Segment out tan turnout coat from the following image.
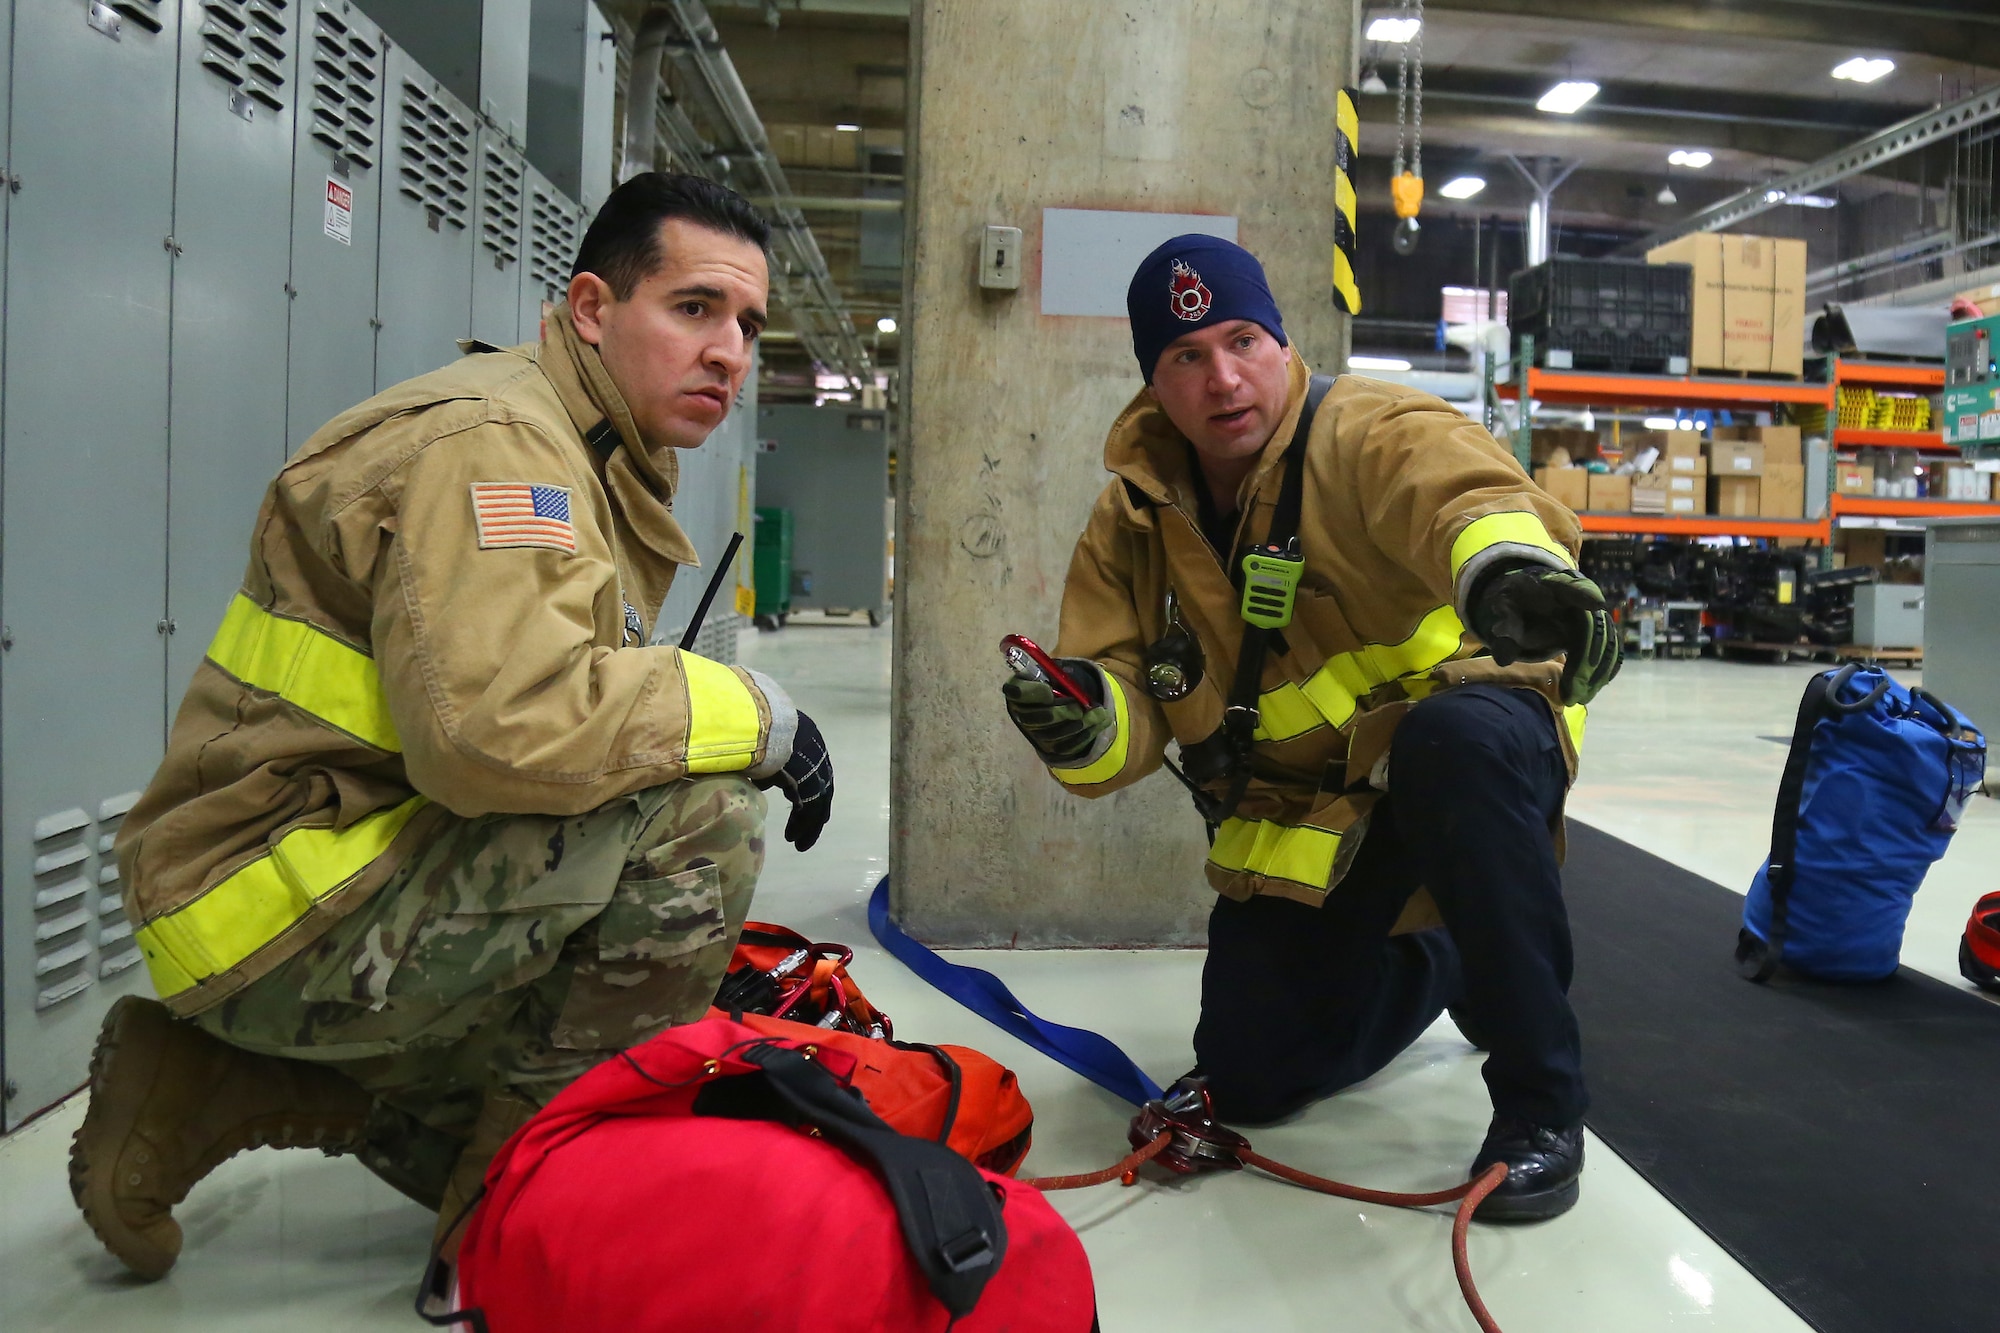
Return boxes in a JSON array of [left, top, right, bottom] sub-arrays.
[[118, 307, 791, 1015], [1049, 353, 1585, 924]]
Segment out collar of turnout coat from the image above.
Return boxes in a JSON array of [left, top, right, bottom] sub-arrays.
[[1101, 350, 1312, 525], [539, 303, 700, 568]]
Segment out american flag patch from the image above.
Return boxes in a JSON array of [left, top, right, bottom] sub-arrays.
[[469, 483, 576, 553]]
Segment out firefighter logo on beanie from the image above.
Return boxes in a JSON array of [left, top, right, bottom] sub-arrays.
[[1168, 259, 1213, 322]]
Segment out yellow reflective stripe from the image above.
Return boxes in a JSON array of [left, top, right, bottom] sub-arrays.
[[1209, 816, 1342, 889], [678, 650, 766, 773], [1336, 93, 1360, 154], [136, 796, 428, 1000], [1448, 511, 1575, 584], [1565, 703, 1587, 753], [1053, 671, 1132, 787], [1253, 605, 1467, 742], [207, 594, 400, 751]]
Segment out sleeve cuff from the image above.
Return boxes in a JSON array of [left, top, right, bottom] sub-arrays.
[[1453, 544, 1571, 625], [744, 668, 798, 780]]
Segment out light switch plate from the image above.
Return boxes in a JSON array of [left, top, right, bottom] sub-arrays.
[[979, 225, 1023, 291]]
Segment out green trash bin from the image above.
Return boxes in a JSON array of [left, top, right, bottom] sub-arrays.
[[753, 507, 793, 628]]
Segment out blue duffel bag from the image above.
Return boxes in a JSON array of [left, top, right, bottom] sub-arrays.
[[1738, 664, 1986, 983]]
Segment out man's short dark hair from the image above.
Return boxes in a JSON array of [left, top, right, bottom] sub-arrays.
[[571, 172, 771, 299]]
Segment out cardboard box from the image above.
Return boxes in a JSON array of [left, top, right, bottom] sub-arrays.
[[1953, 281, 2000, 316], [1665, 471, 1703, 496], [1835, 462, 1875, 495], [1646, 233, 1807, 376], [1534, 466, 1589, 512], [1760, 463, 1805, 517], [1664, 491, 1704, 516], [1706, 439, 1765, 476], [1530, 428, 1599, 467], [1587, 473, 1631, 513], [1759, 425, 1802, 464], [1711, 475, 1762, 518]]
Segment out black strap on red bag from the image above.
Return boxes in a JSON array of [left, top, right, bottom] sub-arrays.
[[1736, 663, 1888, 983]]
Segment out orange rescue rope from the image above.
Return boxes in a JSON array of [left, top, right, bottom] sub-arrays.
[[1026, 1135, 1510, 1333]]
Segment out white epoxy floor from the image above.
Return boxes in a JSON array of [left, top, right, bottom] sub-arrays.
[[5, 625, 1993, 1331]]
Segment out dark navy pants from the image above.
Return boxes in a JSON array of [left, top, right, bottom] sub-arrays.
[[1193, 684, 1586, 1129]]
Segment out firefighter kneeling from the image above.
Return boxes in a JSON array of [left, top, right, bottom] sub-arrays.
[[1003, 236, 1619, 1221], [70, 174, 834, 1279]]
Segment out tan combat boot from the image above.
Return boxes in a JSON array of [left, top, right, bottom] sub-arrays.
[[69, 995, 375, 1280], [431, 1091, 539, 1264]]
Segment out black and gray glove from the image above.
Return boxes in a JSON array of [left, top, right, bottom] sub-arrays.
[[1470, 564, 1622, 707], [755, 710, 833, 851], [1001, 658, 1112, 767]]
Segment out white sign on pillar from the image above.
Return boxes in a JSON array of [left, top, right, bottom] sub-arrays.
[[1039, 208, 1240, 318]]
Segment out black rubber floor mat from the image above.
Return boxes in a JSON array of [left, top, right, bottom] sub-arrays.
[[1563, 820, 1998, 1333]]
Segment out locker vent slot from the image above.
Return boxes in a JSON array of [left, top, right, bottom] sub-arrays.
[[112, 0, 168, 33], [528, 187, 581, 301], [31, 808, 94, 1009], [96, 793, 143, 977], [398, 81, 472, 230], [308, 5, 381, 169], [198, 0, 292, 113], [480, 146, 524, 267]]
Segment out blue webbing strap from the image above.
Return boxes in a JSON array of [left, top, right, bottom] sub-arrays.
[[868, 877, 1164, 1106]]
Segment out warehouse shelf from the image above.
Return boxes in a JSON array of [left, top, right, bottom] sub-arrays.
[[1831, 359, 1945, 390], [1497, 367, 1835, 407], [1830, 495, 2000, 520], [1575, 513, 1829, 540], [1833, 427, 1951, 452]]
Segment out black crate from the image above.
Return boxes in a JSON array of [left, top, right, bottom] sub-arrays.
[[1509, 257, 1693, 341], [1531, 324, 1692, 375]]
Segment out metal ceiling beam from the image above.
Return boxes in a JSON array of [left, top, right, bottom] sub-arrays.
[[1419, 0, 2000, 67], [1629, 82, 2000, 251], [613, 5, 874, 383], [1356, 96, 1863, 166]]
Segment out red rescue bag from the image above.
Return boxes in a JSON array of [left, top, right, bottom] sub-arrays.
[[729, 1010, 1035, 1176], [444, 1015, 1094, 1333]]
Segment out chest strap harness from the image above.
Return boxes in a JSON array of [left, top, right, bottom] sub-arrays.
[[1167, 374, 1336, 833]]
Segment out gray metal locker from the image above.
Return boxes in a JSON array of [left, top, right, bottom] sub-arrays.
[[285, 0, 387, 448], [1, 0, 179, 1130], [478, 0, 530, 146], [165, 0, 300, 699], [577, 0, 612, 212], [470, 124, 526, 346], [519, 167, 580, 343], [755, 405, 892, 624], [374, 48, 475, 390]]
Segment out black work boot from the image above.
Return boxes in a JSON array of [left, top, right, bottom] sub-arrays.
[[1469, 1115, 1583, 1221]]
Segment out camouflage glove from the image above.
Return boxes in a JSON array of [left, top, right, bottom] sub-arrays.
[[1470, 565, 1622, 707], [1001, 659, 1112, 768]]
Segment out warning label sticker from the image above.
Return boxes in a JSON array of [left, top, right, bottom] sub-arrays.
[[324, 178, 353, 246]]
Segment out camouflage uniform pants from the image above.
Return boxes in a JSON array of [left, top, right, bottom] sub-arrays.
[[194, 777, 765, 1207]]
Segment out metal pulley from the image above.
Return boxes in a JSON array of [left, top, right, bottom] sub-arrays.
[[1388, 0, 1424, 256]]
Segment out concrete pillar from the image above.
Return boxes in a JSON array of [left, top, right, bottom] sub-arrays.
[[892, 0, 1356, 945]]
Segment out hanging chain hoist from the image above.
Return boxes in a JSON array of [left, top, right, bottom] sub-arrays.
[[1390, 0, 1425, 255]]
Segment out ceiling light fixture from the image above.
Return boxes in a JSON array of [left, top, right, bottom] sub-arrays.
[[1365, 16, 1421, 43], [1667, 150, 1712, 169], [1643, 417, 1681, 431], [834, 122, 861, 132], [876, 316, 898, 334], [1656, 182, 1678, 205], [1831, 56, 1895, 83], [1439, 175, 1487, 200], [1359, 66, 1389, 95], [1349, 355, 1414, 372], [1786, 193, 1839, 209], [1536, 81, 1600, 114]]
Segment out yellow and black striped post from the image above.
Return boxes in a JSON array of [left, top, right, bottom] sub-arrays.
[[1332, 86, 1361, 314]]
